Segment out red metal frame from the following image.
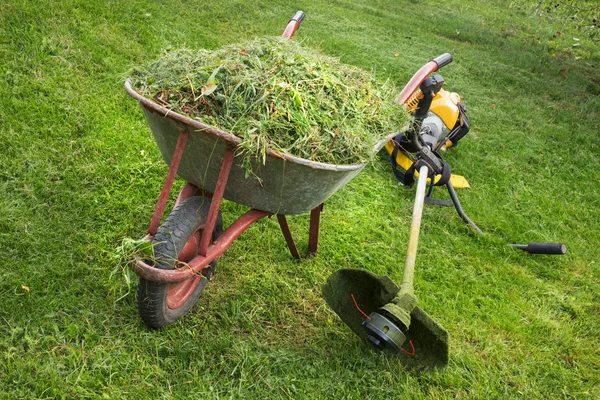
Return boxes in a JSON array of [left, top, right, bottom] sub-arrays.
[[277, 214, 301, 259], [174, 182, 201, 207], [148, 129, 189, 235], [132, 13, 336, 285], [134, 208, 271, 284], [198, 144, 234, 256], [282, 21, 299, 39], [133, 128, 320, 284], [308, 203, 323, 256]]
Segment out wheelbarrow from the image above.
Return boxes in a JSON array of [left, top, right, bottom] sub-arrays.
[[125, 12, 397, 329]]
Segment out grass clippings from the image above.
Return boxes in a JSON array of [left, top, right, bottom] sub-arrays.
[[128, 37, 409, 166]]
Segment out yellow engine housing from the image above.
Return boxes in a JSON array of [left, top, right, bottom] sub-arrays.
[[387, 87, 469, 188], [430, 89, 461, 129], [406, 88, 461, 130]]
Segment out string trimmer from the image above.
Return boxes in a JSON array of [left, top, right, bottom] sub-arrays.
[[323, 54, 566, 369], [323, 54, 463, 369]]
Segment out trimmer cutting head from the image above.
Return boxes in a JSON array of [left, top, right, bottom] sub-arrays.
[[322, 268, 449, 370], [362, 311, 407, 352]]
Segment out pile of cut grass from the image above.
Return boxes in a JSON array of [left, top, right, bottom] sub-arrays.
[[128, 37, 409, 166]]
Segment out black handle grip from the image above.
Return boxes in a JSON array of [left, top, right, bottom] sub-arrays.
[[291, 10, 305, 24], [432, 53, 453, 69], [511, 242, 567, 255], [282, 10, 305, 38]]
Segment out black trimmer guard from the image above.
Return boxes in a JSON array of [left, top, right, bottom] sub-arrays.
[[322, 268, 449, 370]]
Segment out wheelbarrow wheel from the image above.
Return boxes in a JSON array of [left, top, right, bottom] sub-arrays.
[[137, 195, 223, 329]]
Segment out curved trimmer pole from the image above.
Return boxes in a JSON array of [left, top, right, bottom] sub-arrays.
[[398, 53, 453, 104], [281, 10, 305, 38], [400, 165, 429, 297], [381, 164, 429, 328]]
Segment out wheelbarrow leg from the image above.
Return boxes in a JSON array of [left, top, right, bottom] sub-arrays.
[[308, 203, 323, 256], [148, 129, 189, 236], [198, 144, 235, 257], [276, 202, 323, 259], [276, 215, 301, 259]]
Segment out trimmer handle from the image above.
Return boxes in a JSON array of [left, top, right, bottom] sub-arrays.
[[282, 10, 305, 38], [413, 74, 445, 120], [432, 53, 453, 69], [399, 53, 453, 104], [510, 242, 567, 255]]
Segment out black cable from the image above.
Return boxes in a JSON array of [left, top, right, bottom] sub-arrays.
[[446, 181, 483, 233]]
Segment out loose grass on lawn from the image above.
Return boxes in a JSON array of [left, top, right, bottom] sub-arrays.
[[0, 0, 599, 398]]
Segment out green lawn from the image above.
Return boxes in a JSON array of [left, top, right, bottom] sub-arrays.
[[1, 0, 599, 398]]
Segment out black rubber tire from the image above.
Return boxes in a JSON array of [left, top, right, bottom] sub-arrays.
[[136, 196, 223, 329]]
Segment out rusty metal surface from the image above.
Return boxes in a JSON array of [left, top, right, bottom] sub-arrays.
[[174, 183, 201, 207], [132, 209, 271, 284], [276, 214, 301, 259], [148, 129, 189, 235], [125, 80, 397, 215], [198, 145, 234, 256], [308, 203, 323, 256]]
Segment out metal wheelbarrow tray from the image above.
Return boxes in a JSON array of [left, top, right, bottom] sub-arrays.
[[125, 81, 386, 216]]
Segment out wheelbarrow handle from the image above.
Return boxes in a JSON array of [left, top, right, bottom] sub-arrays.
[[398, 53, 453, 104], [282, 10, 305, 38]]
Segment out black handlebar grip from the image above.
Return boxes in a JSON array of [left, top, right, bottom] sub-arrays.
[[511, 242, 567, 254], [432, 53, 453, 69], [291, 10, 305, 24]]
